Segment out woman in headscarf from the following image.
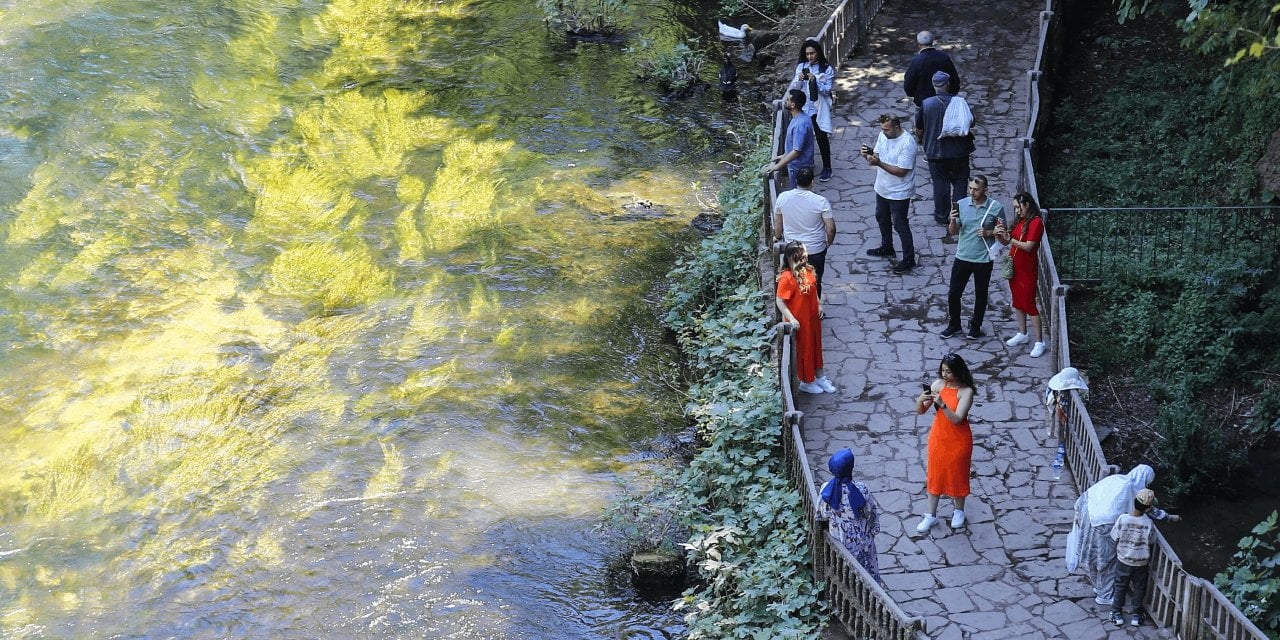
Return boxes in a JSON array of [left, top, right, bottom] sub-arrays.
[[1066, 464, 1181, 605], [817, 448, 881, 584]]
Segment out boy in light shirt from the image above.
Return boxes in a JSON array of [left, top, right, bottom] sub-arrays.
[[1109, 488, 1159, 627]]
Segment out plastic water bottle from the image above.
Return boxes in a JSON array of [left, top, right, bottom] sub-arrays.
[[1052, 443, 1065, 480]]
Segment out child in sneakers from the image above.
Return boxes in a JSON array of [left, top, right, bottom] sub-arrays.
[[775, 241, 836, 394], [1109, 488, 1159, 627]]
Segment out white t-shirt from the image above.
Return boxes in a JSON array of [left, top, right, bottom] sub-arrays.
[[775, 188, 834, 254], [873, 130, 917, 201]]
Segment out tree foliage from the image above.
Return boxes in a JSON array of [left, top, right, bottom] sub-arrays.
[[1117, 0, 1280, 97], [1216, 510, 1280, 638]]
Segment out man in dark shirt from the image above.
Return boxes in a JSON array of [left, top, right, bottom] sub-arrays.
[[914, 71, 974, 226], [903, 31, 960, 109]]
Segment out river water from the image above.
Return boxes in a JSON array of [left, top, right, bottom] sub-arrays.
[[0, 0, 741, 636]]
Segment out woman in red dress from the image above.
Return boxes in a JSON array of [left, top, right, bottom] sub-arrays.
[[997, 192, 1047, 358], [775, 241, 835, 394], [913, 353, 976, 533]]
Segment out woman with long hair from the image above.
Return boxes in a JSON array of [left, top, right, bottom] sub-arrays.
[[913, 352, 976, 533], [792, 39, 834, 182], [818, 448, 882, 583], [997, 192, 1047, 357], [775, 241, 834, 394]]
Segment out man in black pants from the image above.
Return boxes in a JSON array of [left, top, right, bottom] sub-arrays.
[[915, 71, 974, 226]]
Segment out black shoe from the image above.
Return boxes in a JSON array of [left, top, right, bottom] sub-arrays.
[[866, 246, 894, 258], [892, 260, 915, 274], [941, 326, 962, 338], [968, 326, 985, 339]]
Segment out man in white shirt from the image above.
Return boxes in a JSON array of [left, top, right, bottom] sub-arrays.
[[861, 114, 918, 274], [773, 167, 836, 297]]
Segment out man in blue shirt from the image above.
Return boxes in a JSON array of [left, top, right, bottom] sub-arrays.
[[941, 176, 1005, 339], [903, 31, 960, 109], [761, 90, 816, 189]]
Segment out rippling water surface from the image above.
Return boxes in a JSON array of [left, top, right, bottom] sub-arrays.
[[0, 0, 738, 635]]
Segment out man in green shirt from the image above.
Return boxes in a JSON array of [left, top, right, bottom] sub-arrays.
[[941, 176, 1006, 339]]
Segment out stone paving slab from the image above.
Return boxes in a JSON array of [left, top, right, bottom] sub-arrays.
[[807, 0, 1175, 637]]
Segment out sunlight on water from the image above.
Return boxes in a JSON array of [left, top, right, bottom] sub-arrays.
[[0, 0, 733, 634]]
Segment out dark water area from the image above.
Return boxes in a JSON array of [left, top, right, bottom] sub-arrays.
[[1161, 445, 1280, 579], [0, 0, 761, 636]]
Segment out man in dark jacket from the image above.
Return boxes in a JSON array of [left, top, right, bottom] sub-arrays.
[[904, 31, 959, 109]]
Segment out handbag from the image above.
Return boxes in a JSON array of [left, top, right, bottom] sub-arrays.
[[1002, 218, 1030, 280], [939, 95, 973, 138]]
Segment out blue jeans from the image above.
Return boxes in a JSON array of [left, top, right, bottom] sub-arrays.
[[927, 157, 970, 222], [874, 195, 914, 263], [946, 258, 993, 332]]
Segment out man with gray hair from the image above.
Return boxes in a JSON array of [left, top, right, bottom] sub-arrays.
[[903, 31, 960, 109]]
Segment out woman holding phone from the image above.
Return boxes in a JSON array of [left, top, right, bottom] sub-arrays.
[[996, 192, 1047, 357], [792, 39, 834, 182], [913, 353, 976, 533]]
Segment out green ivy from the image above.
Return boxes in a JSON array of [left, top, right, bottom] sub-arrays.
[[1215, 511, 1280, 638], [663, 129, 823, 637]]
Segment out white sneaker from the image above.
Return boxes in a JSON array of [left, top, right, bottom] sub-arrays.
[[815, 376, 836, 393], [951, 510, 966, 528], [798, 381, 825, 394], [1005, 332, 1029, 346], [1030, 342, 1047, 358], [915, 514, 939, 534]]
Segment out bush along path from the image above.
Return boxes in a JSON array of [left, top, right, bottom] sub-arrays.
[[662, 131, 826, 639], [789, 0, 1173, 637]]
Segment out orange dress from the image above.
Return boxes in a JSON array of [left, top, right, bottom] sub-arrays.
[[777, 268, 823, 383], [927, 386, 972, 497]]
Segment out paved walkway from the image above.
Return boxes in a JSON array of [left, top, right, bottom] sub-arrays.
[[803, 0, 1173, 637]]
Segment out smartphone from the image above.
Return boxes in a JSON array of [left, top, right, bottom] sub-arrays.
[[921, 383, 931, 392]]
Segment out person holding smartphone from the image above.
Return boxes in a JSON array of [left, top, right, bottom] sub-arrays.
[[791, 40, 835, 182], [941, 175, 1005, 339], [913, 353, 976, 533]]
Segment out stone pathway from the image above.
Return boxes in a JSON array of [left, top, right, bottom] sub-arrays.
[[803, 0, 1174, 637]]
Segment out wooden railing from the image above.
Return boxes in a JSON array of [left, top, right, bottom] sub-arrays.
[[754, 0, 1269, 636], [776, 326, 928, 639], [1017, 0, 1267, 637]]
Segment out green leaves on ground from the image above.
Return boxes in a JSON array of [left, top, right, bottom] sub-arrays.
[[1216, 510, 1280, 638]]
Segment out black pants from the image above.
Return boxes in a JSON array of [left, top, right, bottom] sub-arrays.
[[927, 156, 970, 222], [809, 248, 827, 299], [811, 115, 831, 171], [874, 195, 914, 263], [1113, 562, 1149, 615], [946, 259, 992, 332]]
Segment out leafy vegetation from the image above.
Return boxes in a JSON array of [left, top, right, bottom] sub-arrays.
[[1215, 510, 1280, 638], [1116, 0, 1280, 99], [1039, 14, 1280, 501], [607, 128, 823, 637], [630, 39, 707, 96], [537, 0, 630, 36]]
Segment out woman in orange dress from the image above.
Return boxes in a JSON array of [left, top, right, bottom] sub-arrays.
[[913, 353, 976, 533], [775, 241, 835, 394]]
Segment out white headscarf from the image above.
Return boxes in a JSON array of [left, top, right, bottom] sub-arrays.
[[1065, 464, 1155, 572], [1084, 464, 1155, 527]]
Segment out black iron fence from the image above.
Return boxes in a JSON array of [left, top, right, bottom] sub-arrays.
[[1047, 206, 1280, 284]]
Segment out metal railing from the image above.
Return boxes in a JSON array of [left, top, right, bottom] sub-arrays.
[[1018, 0, 1267, 637], [1046, 206, 1280, 284]]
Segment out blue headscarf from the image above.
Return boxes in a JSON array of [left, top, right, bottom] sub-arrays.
[[820, 448, 867, 512]]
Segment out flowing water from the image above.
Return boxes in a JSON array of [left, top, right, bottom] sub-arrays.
[[0, 0, 742, 636]]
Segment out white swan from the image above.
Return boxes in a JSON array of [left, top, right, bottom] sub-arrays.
[[717, 21, 751, 40]]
